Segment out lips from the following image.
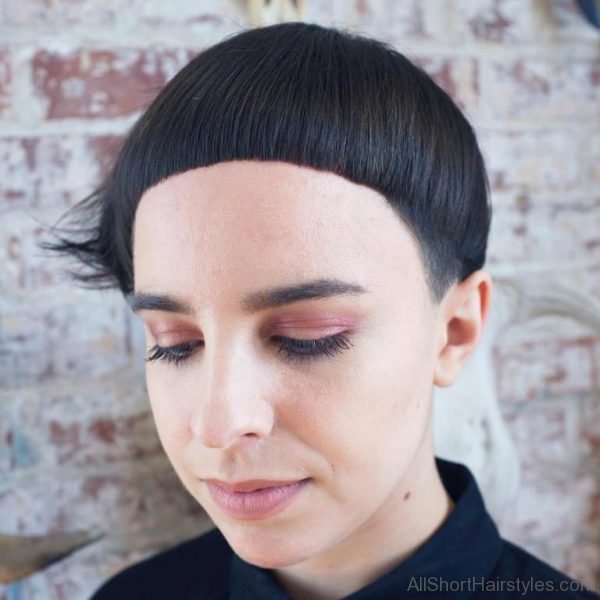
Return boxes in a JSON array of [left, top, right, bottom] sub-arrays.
[[204, 478, 312, 519], [203, 478, 304, 493]]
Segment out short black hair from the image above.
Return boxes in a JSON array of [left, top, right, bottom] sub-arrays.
[[40, 21, 492, 304]]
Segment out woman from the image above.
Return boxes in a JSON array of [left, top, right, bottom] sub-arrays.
[[43, 21, 598, 600]]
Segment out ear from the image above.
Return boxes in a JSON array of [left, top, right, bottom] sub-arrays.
[[433, 270, 493, 388]]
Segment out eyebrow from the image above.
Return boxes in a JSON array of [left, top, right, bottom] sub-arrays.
[[129, 278, 369, 316]]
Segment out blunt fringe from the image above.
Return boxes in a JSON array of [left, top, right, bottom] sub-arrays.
[[40, 21, 492, 304]]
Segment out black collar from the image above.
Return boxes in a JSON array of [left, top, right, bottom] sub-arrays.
[[228, 457, 504, 599]]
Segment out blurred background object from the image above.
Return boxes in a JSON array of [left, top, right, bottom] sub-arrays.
[[576, 0, 600, 28], [246, 0, 308, 26], [0, 531, 102, 584], [0, 0, 599, 598]]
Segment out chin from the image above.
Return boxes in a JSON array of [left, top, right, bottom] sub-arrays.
[[224, 526, 319, 568], [236, 547, 300, 569]]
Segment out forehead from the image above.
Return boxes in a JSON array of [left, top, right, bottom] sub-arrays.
[[132, 161, 426, 304]]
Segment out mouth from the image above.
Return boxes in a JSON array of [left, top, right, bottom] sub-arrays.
[[204, 478, 312, 520], [202, 478, 307, 493]]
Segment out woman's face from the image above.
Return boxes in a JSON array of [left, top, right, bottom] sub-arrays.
[[132, 160, 443, 568]]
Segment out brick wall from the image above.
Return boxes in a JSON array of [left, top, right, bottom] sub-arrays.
[[1, 1, 599, 598]]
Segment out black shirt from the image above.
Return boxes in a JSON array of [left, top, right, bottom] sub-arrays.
[[90, 457, 600, 598]]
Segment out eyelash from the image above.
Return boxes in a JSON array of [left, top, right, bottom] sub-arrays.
[[144, 334, 353, 367]]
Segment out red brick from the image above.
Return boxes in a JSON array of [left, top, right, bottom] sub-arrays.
[[552, 0, 600, 41], [498, 467, 597, 555], [2, 1, 122, 27], [589, 128, 600, 184], [7, 383, 162, 468], [483, 57, 600, 120], [582, 392, 600, 457], [0, 463, 203, 535], [0, 49, 11, 118], [494, 336, 596, 401], [413, 55, 479, 113], [129, 2, 232, 28], [6, 513, 214, 600], [31, 550, 127, 600], [0, 405, 11, 474], [2, 0, 232, 29], [0, 292, 132, 386], [501, 400, 579, 468], [352, 0, 425, 38], [32, 48, 196, 119], [456, 0, 541, 43], [0, 135, 123, 213], [458, 0, 600, 45], [487, 193, 600, 263], [1, 209, 72, 291], [565, 541, 600, 592], [478, 128, 580, 190]]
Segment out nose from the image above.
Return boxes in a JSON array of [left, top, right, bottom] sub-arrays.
[[189, 334, 276, 449]]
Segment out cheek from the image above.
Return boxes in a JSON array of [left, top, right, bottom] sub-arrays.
[[340, 332, 429, 421], [145, 369, 194, 458], [310, 330, 433, 476]]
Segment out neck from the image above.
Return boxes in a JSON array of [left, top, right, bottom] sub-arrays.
[[272, 431, 454, 600]]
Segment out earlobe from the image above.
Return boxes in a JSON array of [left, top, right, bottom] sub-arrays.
[[432, 271, 493, 388]]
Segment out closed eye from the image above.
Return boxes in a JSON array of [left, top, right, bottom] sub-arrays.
[[144, 333, 353, 367]]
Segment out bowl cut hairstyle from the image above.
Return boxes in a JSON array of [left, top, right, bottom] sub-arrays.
[[41, 21, 492, 305]]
